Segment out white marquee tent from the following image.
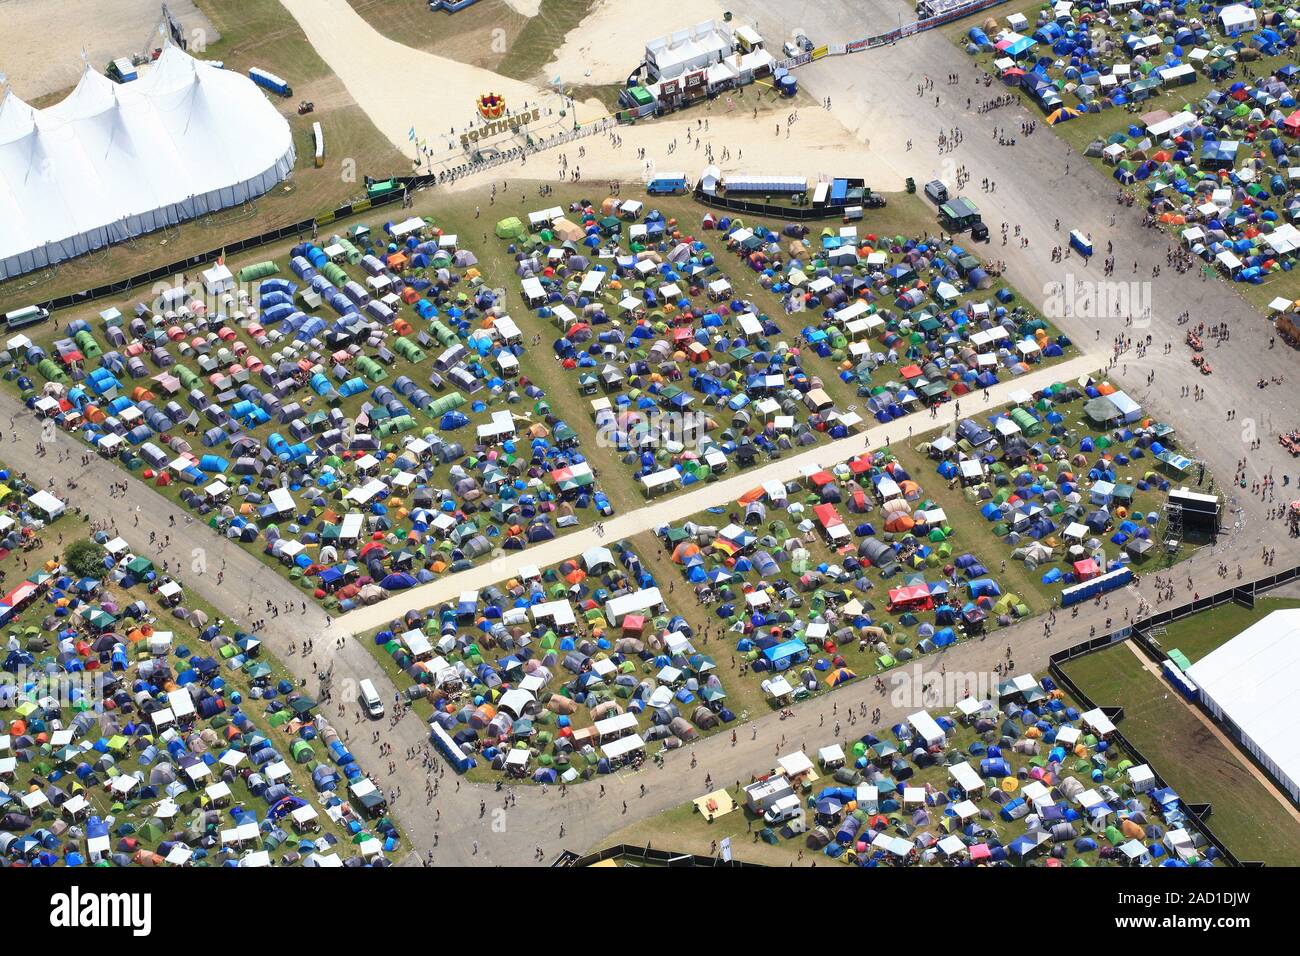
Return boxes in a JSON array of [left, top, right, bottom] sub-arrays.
[[0, 45, 296, 280], [1185, 609, 1300, 802]]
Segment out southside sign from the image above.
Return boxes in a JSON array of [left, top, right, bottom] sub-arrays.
[[460, 107, 542, 148]]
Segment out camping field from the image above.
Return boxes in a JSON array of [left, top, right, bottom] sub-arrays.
[[2, 187, 628, 611], [476, 186, 1076, 505], [4, 183, 1080, 615], [636, 462, 1037, 692], [597, 669, 1220, 867], [354, 538, 755, 785], [1064, 641, 1300, 866], [0, 504, 407, 865], [947, 0, 1300, 316], [622, 390, 1214, 723], [908, 396, 1211, 572]]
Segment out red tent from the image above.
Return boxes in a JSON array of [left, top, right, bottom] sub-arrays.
[[812, 503, 844, 530], [887, 584, 933, 611]]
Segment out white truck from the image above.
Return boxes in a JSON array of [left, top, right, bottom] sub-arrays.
[[783, 29, 813, 58], [763, 794, 804, 826]]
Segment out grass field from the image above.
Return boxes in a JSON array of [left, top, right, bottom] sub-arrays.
[[1153, 596, 1300, 664], [0, 0, 407, 314], [1065, 641, 1300, 866], [348, 0, 600, 82]]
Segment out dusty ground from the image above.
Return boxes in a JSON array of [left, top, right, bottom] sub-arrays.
[[286, 0, 587, 154], [540, 0, 728, 87], [284, 0, 907, 190], [0, 0, 218, 99]]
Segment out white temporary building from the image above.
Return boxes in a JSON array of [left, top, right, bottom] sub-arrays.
[[1218, 3, 1258, 34], [605, 587, 664, 625], [1186, 609, 1300, 801], [908, 710, 947, 748], [1146, 110, 1198, 139], [601, 733, 646, 761], [948, 760, 984, 795], [1081, 707, 1116, 737], [645, 20, 735, 81], [0, 46, 296, 280]]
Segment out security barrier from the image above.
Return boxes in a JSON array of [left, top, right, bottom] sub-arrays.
[[1045, 566, 1300, 868]]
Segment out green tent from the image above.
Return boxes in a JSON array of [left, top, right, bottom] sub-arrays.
[[495, 217, 527, 242]]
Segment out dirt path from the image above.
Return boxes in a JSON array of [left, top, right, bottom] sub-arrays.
[[280, 0, 908, 190], [281, 0, 591, 161], [541, 0, 728, 87]]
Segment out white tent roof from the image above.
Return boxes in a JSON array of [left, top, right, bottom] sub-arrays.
[[0, 46, 296, 280], [1186, 609, 1300, 800]]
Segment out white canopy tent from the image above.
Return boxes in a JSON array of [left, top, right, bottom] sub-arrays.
[[1186, 609, 1300, 801], [0, 45, 296, 280]]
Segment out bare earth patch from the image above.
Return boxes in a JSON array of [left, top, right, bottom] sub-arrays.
[[0, 0, 218, 99]]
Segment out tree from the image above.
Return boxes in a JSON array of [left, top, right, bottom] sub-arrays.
[[65, 539, 107, 579]]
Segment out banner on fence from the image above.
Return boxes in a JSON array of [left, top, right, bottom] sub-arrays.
[[834, 0, 1008, 59]]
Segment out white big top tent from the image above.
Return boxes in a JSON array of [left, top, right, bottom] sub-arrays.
[[0, 44, 296, 279]]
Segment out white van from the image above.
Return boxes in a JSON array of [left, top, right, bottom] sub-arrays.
[[763, 794, 803, 825], [358, 678, 385, 719], [4, 304, 49, 330]]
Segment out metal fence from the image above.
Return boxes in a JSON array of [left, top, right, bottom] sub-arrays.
[[775, 0, 1010, 69], [26, 185, 412, 314], [25, 114, 625, 315], [1044, 565, 1300, 868], [691, 187, 869, 221], [552, 843, 763, 867]]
